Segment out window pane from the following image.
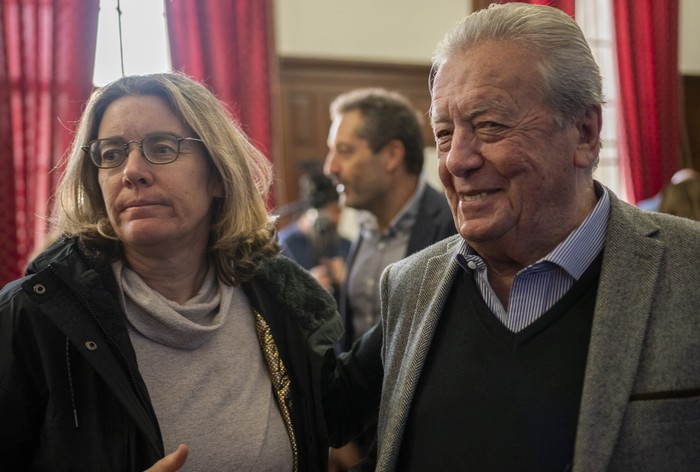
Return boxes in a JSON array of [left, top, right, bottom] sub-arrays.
[[93, 0, 171, 87], [577, 0, 629, 201]]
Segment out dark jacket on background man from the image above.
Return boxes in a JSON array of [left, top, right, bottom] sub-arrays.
[[0, 237, 342, 472]]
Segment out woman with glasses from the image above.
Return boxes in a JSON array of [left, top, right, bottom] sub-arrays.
[[0, 72, 342, 471]]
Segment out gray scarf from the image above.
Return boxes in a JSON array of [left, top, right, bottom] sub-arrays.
[[113, 260, 232, 350]]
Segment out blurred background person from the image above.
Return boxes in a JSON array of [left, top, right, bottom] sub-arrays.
[[324, 87, 456, 471], [279, 166, 351, 296], [637, 167, 699, 211], [325, 87, 456, 353], [658, 174, 700, 220], [0, 72, 342, 471]]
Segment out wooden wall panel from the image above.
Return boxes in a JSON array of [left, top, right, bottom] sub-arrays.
[[682, 75, 700, 171], [471, 0, 493, 11]]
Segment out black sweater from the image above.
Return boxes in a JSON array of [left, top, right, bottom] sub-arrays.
[[397, 255, 602, 472]]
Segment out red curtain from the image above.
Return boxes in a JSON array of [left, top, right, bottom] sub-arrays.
[[165, 0, 273, 169], [613, 0, 681, 203], [0, 0, 98, 287]]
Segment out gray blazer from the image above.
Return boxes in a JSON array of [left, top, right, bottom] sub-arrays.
[[376, 190, 700, 471]]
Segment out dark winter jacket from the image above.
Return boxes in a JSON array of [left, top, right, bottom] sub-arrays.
[[0, 237, 342, 471]]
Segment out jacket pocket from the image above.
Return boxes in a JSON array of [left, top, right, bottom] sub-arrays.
[[629, 388, 700, 401], [608, 396, 700, 471]]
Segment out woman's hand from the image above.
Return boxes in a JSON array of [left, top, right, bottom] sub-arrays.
[[145, 444, 188, 472]]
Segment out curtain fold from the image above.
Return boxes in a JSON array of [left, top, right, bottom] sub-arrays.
[[0, 0, 98, 287], [613, 0, 681, 203], [165, 0, 273, 169]]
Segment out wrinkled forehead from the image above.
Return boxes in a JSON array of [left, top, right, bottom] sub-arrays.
[[430, 42, 543, 117], [96, 95, 193, 140]]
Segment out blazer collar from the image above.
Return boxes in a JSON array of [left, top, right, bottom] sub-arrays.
[[573, 192, 664, 471]]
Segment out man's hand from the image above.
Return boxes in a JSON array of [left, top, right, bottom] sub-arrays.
[[309, 264, 334, 291], [324, 257, 347, 286], [145, 444, 188, 472], [309, 257, 347, 292]]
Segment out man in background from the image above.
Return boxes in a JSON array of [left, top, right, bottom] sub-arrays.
[[658, 173, 700, 220], [637, 167, 699, 210], [278, 169, 351, 297], [325, 87, 455, 352], [324, 87, 455, 470]]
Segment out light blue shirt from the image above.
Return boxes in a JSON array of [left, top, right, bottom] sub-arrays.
[[457, 184, 611, 332], [348, 179, 427, 341]]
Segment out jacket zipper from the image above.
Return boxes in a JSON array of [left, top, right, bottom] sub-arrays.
[[65, 337, 79, 428]]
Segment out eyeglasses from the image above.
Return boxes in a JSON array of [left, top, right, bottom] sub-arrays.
[[82, 133, 204, 169]]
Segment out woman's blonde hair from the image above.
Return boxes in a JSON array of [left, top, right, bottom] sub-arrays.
[[53, 72, 279, 284]]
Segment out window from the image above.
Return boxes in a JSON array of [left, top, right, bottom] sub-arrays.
[[93, 0, 171, 87], [577, 0, 629, 201]]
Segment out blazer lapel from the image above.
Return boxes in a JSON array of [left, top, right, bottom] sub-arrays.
[[379, 240, 461, 471], [573, 198, 664, 471], [404, 249, 460, 363]]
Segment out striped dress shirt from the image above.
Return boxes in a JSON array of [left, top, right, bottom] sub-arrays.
[[457, 187, 611, 332]]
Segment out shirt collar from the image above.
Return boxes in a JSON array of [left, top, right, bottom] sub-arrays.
[[543, 182, 610, 279], [360, 178, 427, 237], [457, 182, 610, 280]]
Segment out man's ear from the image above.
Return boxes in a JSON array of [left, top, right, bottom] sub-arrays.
[[574, 104, 602, 169], [381, 139, 406, 173]]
